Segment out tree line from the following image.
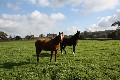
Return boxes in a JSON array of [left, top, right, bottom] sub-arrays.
[[79, 30, 120, 40], [80, 21, 120, 40], [0, 30, 120, 41], [0, 31, 35, 41], [1, 21, 120, 41]]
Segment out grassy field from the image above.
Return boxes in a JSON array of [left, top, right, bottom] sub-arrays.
[[0, 40, 120, 80]]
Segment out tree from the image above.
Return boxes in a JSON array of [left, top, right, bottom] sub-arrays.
[[111, 21, 120, 30], [14, 36, 22, 40], [8, 35, 13, 40], [25, 35, 34, 40], [108, 31, 117, 39], [0, 31, 8, 40], [111, 21, 120, 39], [39, 34, 44, 38]]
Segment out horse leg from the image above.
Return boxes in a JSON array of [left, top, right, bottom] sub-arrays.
[[63, 45, 66, 54], [73, 45, 75, 54], [36, 48, 42, 62], [50, 51, 53, 62], [55, 50, 57, 62], [60, 43, 63, 54]]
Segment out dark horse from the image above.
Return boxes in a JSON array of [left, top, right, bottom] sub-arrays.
[[35, 32, 64, 62], [60, 30, 80, 54]]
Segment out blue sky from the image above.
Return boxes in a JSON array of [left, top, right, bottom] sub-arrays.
[[0, 0, 120, 37]]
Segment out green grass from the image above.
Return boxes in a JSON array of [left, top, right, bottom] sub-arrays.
[[0, 40, 120, 80]]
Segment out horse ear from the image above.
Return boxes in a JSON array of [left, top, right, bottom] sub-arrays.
[[77, 30, 78, 32], [59, 32, 60, 34], [62, 32, 63, 34]]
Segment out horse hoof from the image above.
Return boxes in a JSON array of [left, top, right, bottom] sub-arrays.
[[73, 52, 75, 54]]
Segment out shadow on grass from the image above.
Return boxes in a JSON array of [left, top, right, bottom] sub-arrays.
[[0, 61, 33, 69], [33, 52, 50, 58]]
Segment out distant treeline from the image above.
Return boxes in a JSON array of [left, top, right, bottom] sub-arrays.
[[0, 29, 120, 41], [79, 30, 120, 40]]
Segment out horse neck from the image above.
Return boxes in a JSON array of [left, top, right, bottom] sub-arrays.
[[71, 34, 79, 41], [51, 36, 60, 45]]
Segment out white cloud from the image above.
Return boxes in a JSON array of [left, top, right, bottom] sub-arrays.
[[29, 0, 37, 4], [0, 10, 65, 37], [38, 0, 50, 6], [87, 10, 120, 31], [71, 8, 79, 12], [80, 0, 119, 14], [64, 26, 81, 35], [29, 0, 50, 6], [50, 0, 70, 7], [28, 0, 119, 14], [71, 0, 82, 7], [50, 12, 65, 20], [29, 0, 70, 7]]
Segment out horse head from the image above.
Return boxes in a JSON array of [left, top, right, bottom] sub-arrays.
[[75, 30, 80, 39], [59, 32, 64, 42]]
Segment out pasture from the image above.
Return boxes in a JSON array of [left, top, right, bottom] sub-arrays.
[[0, 40, 120, 80]]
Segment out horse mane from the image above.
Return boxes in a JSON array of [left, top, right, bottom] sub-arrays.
[[70, 32, 80, 43], [71, 33, 79, 40], [50, 35, 60, 45]]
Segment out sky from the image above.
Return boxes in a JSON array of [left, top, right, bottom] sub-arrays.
[[0, 0, 120, 37]]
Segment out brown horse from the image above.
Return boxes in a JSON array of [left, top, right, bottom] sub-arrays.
[[35, 32, 64, 62]]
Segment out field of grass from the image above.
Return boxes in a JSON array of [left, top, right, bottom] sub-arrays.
[[0, 40, 120, 80]]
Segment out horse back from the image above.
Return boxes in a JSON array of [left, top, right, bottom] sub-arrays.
[[61, 38, 76, 46], [35, 39, 60, 51]]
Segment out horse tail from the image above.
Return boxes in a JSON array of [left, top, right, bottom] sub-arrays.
[[35, 40, 41, 62], [35, 40, 41, 51], [35, 40, 39, 47]]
